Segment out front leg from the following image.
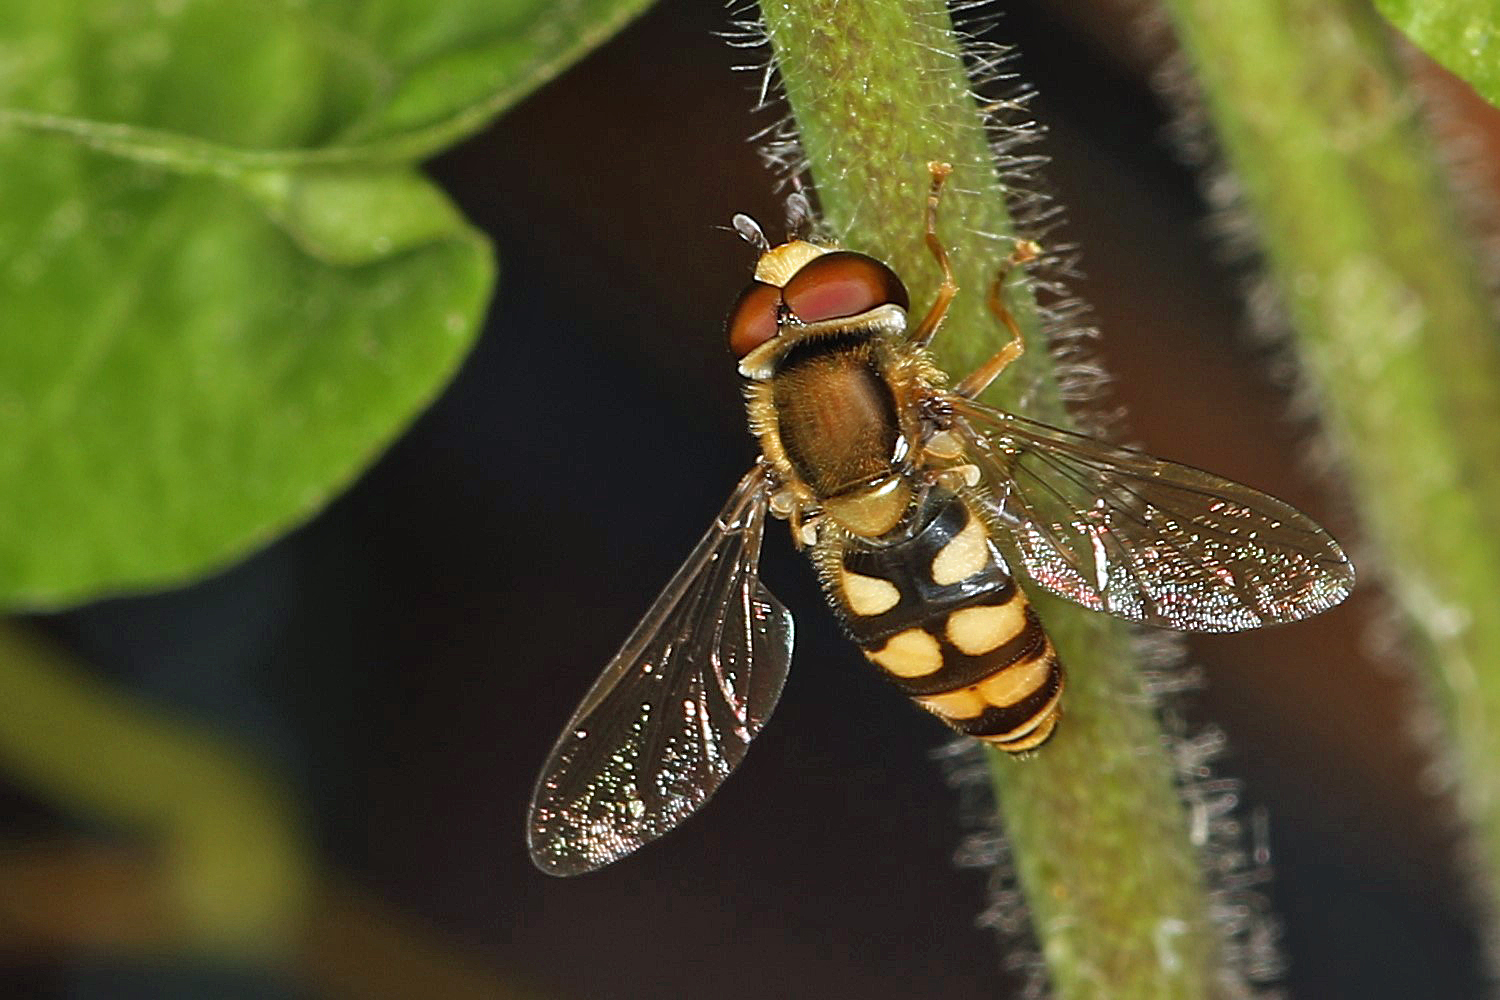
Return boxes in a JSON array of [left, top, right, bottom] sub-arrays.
[[951, 239, 1041, 400], [910, 162, 959, 348]]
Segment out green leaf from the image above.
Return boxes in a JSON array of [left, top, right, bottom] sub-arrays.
[[0, 0, 653, 607], [1374, 0, 1500, 108], [0, 136, 494, 605], [0, 0, 657, 165]]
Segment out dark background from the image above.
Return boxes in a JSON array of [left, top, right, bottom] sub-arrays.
[[7, 1, 1494, 997]]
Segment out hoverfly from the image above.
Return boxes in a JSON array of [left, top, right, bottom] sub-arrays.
[[527, 162, 1354, 876]]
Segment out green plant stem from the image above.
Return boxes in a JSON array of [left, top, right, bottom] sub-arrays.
[[0, 623, 311, 958], [1161, 0, 1500, 912], [761, 3, 1219, 996]]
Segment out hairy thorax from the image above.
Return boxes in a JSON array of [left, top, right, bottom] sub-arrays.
[[749, 329, 939, 539], [772, 333, 899, 495]]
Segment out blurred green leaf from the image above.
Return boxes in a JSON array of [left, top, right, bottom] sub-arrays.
[[1374, 1, 1500, 108], [0, 0, 651, 606]]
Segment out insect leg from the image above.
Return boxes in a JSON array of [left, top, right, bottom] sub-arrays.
[[951, 240, 1041, 400], [910, 162, 959, 348]]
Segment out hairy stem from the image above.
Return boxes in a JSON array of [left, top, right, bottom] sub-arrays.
[[1162, 0, 1500, 933], [760, 2, 1220, 997]]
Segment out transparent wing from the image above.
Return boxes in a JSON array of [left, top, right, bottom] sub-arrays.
[[527, 467, 794, 876], [946, 396, 1354, 633]]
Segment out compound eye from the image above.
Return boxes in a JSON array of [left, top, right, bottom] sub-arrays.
[[781, 251, 909, 324], [726, 280, 782, 358]]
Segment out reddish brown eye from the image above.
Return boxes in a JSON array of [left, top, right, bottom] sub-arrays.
[[726, 280, 782, 358], [781, 251, 909, 324]]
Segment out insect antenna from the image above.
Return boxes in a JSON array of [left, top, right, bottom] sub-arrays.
[[730, 213, 771, 252], [784, 187, 813, 241]]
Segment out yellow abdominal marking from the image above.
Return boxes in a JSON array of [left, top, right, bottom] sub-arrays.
[[999, 684, 1063, 741], [841, 569, 901, 616], [918, 688, 987, 720], [991, 709, 1060, 751], [946, 603, 1027, 656], [977, 649, 1053, 706], [930, 516, 990, 585], [867, 628, 944, 678]]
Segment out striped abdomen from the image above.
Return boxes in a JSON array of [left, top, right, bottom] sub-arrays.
[[827, 493, 1065, 752]]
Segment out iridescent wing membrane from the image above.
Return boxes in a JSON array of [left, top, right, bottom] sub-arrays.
[[947, 397, 1355, 632], [527, 468, 794, 876]]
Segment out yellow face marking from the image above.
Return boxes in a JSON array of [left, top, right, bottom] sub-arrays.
[[867, 628, 944, 678], [930, 515, 990, 586], [977, 649, 1054, 707], [841, 568, 901, 616], [918, 687, 987, 720], [755, 240, 829, 286], [946, 602, 1027, 656]]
